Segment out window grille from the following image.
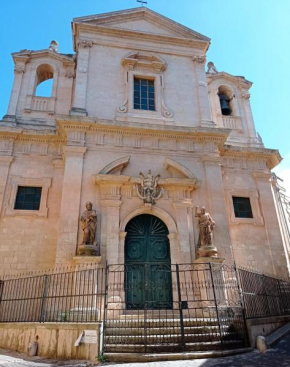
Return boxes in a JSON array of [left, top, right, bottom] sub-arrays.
[[232, 196, 253, 218], [14, 186, 42, 210], [134, 78, 155, 111]]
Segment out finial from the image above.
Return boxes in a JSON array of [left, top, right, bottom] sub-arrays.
[[49, 40, 59, 53], [207, 61, 218, 74]]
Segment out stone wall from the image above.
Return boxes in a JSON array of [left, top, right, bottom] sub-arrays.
[[0, 323, 99, 362]]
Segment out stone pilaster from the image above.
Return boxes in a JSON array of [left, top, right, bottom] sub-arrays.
[[0, 157, 14, 213], [100, 199, 122, 264], [173, 201, 194, 263], [55, 146, 87, 264], [254, 171, 288, 277], [70, 40, 93, 116], [202, 157, 233, 261], [192, 56, 213, 127], [6, 63, 27, 118], [241, 92, 257, 139]]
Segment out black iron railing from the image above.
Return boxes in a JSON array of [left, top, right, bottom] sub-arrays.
[[0, 263, 290, 353], [237, 268, 290, 319], [0, 267, 106, 323]]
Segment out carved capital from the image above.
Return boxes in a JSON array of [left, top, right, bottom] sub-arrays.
[[77, 39, 93, 49], [192, 55, 206, 65], [242, 92, 251, 99], [62, 146, 87, 157], [65, 70, 75, 79], [14, 65, 25, 74]]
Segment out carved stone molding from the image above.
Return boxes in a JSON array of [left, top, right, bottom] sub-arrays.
[[161, 97, 173, 118], [118, 99, 128, 113], [225, 188, 264, 226], [5, 176, 52, 218]]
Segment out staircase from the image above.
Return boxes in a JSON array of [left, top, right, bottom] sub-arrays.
[[104, 314, 250, 362]]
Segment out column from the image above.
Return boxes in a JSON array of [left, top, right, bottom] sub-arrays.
[[203, 157, 233, 261], [192, 56, 213, 126], [0, 157, 14, 213], [254, 172, 288, 277], [70, 40, 92, 116], [55, 146, 87, 264]]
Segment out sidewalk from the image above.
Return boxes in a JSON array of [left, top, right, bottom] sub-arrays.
[[1, 333, 290, 367]]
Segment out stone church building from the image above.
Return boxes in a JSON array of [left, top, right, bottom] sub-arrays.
[[0, 7, 288, 279]]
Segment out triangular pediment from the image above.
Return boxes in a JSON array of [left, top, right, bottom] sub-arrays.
[[73, 8, 210, 42]]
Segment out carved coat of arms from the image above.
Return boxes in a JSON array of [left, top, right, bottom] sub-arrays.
[[135, 170, 163, 204]]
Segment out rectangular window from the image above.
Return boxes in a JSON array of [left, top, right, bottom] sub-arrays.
[[232, 197, 253, 218], [134, 77, 155, 111], [14, 186, 42, 210]]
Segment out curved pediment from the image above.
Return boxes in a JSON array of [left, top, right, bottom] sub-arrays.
[[99, 156, 130, 175], [164, 158, 197, 179], [122, 51, 167, 72]]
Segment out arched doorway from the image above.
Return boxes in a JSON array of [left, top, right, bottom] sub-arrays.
[[125, 214, 172, 310]]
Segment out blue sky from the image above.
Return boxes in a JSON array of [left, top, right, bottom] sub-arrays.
[[1, 0, 289, 190]]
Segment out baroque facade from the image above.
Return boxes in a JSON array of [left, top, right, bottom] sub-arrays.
[[0, 7, 288, 279]]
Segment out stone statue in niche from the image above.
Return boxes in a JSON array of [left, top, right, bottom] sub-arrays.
[[135, 170, 163, 204], [195, 206, 218, 258], [78, 201, 99, 256]]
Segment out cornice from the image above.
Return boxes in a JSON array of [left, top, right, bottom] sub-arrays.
[[207, 72, 252, 89], [73, 23, 208, 52], [56, 117, 230, 148], [93, 173, 199, 189], [221, 145, 281, 169], [73, 7, 210, 43], [12, 50, 75, 66], [0, 124, 64, 144]]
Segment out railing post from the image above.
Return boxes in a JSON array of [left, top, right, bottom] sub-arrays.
[[277, 279, 286, 315], [262, 275, 271, 316], [144, 263, 148, 354], [234, 263, 250, 347], [209, 262, 224, 350], [0, 280, 4, 321], [176, 264, 185, 352], [40, 274, 50, 323], [100, 262, 109, 355]]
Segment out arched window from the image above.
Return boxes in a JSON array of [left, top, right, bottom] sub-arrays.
[[218, 86, 235, 116], [34, 64, 54, 97]]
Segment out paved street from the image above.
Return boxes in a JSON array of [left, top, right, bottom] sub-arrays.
[[1, 333, 290, 367]]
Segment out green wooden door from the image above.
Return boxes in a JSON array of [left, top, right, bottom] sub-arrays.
[[125, 214, 172, 309]]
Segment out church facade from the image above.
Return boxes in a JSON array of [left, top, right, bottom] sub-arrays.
[[0, 7, 288, 279]]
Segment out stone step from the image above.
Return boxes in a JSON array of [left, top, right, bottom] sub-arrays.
[[105, 347, 253, 363], [105, 339, 246, 353], [105, 318, 219, 328], [105, 331, 240, 345], [105, 325, 225, 336]]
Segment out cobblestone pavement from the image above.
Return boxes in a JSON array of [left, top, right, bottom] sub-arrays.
[[1, 334, 290, 367]]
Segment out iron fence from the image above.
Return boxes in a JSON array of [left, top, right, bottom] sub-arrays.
[[0, 267, 106, 323], [0, 262, 289, 354], [237, 268, 290, 319], [103, 262, 248, 353]]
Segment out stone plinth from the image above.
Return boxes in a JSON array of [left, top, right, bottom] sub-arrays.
[[73, 256, 102, 271], [194, 256, 225, 264]]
